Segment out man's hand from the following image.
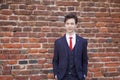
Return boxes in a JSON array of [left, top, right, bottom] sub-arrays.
[[54, 75, 57, 80]]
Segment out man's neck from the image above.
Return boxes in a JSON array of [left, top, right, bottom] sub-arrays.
[[66, 32, 75, 36]]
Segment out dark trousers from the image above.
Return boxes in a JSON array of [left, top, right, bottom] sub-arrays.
[[61, 74, 85, 80]]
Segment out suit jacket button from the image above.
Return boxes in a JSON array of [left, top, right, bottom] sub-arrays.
[[68, 72, 71, 74]]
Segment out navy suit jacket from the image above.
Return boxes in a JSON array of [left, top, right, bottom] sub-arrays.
[[53, 34, 88, 80]]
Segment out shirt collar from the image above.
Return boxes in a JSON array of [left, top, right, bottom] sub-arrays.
[[66, 32, 76, 39]]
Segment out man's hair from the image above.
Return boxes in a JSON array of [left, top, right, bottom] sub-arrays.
[[64, 13, 78, 24]]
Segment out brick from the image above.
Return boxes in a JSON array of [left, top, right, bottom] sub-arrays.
[[0, 54, 7, 60], [96, 22, 106, 27], [9, 16, 18, 20], [36, 21, 48, 26], [1, 38, 10, 43], [0, 76, 13, 80], [94, 72, 103, 77], [100, 27, 108, 33], [47, 6, 58, 11], [103, 72, 119, 77], [1, 9, 12, 15], [9, 50, 21, 54], [8, 54, 27, 59], [13, 32, 28, 37], [4, 32, 12, 37], [56, 1, 79, 6], [0, 27, 13, 32], [47, 16, 58, 21], [29, 33, 39, 38], [30, 75, 47, 80], [12, 70, 30, 75], [33, 27, 41, 32], [0, 15, 8, 20], [1, 4, 9, 9], [19, 60, 28, 64], [89, 68, 101, 72], [18, 21, 36, 26], [23, 44, 41, 48], [14, 10, 32, 15], [51, 11, 65, 16], [20, 38, 29, 43], [68, 7, 75, 11], [27, 65, 43, 69], [19, 4, 26, 9], [95, 12, 110, 17], [3, 44, 22, 48], [39, 49, 48, 53], [43, 0, 54, 5], [36, 5, 46, 10], [36, 38, 47, 43], [0, 21, 17, 26], [38, 59, 47, 64], [23, 27, 32, 32], [105, 62, 119, 67], [29, 60, 38, 64], [43, 64, 52, 68], [13, 27, 22, 32], [42, 43, 53, 48], [59, 7, 66, 11], [26, 5, 36, 10], [80, 22, 95, 27], [10, 37, 19, 43], [46, 33, 61, 37], [33, 11, 51, 15], [14, 76, 28, 80]]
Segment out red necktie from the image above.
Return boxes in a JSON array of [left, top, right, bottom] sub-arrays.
[[69, 37, 72, 50]]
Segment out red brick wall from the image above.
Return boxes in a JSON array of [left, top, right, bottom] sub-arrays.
[[0, 0, 120, 80]]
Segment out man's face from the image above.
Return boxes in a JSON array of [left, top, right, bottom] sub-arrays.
[[65, 18, 77, 34]]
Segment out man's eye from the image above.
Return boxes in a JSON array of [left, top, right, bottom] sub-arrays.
[[71, 23, 74, 25], [66, 23, 69, 25]]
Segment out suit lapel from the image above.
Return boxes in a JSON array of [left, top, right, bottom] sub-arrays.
[[75, 34, 82, 55], [62, 35, 69, 56]]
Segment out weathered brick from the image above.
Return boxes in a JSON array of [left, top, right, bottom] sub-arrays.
[[0, 76, 13, 80], [13, 32, 28, 37], [27, 65, 43, 69], [23, 44, 41, 48], [1, 9, 13, 15], [95, 12, 110, 17], [0, 15, 8, 20], [1, 38, 10, 43], [9, 16, 18, 20], [29, 60, 38, 64], [56, 1, 79, 6], [0, 21, 17, 26], [1, 4, 9, 9], [30, 75, 47, 80], [33, 11, 51, 15], [4, 44, 22, 48], [14, 76, 28, 80], [19, 60, 28, 64], [14, 10, 32, 15]]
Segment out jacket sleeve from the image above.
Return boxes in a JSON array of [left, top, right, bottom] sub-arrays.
[[52, 40, 59, 76], [82, 39, 88, 76]]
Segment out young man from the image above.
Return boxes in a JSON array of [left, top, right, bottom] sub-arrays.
[[53, 13, 88, 80]]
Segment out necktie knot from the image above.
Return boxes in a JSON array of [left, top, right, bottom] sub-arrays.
[[69, 37, 72, 39]]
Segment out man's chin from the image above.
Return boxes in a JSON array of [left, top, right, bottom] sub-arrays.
[[67, 31, 74, 34]]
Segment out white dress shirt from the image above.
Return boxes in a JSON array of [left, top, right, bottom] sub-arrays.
[[66, 32, 76, 49]]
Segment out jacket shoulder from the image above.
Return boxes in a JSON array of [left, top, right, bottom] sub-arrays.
[[77, 34, 88, 43], [55, 36, 64, 43]]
